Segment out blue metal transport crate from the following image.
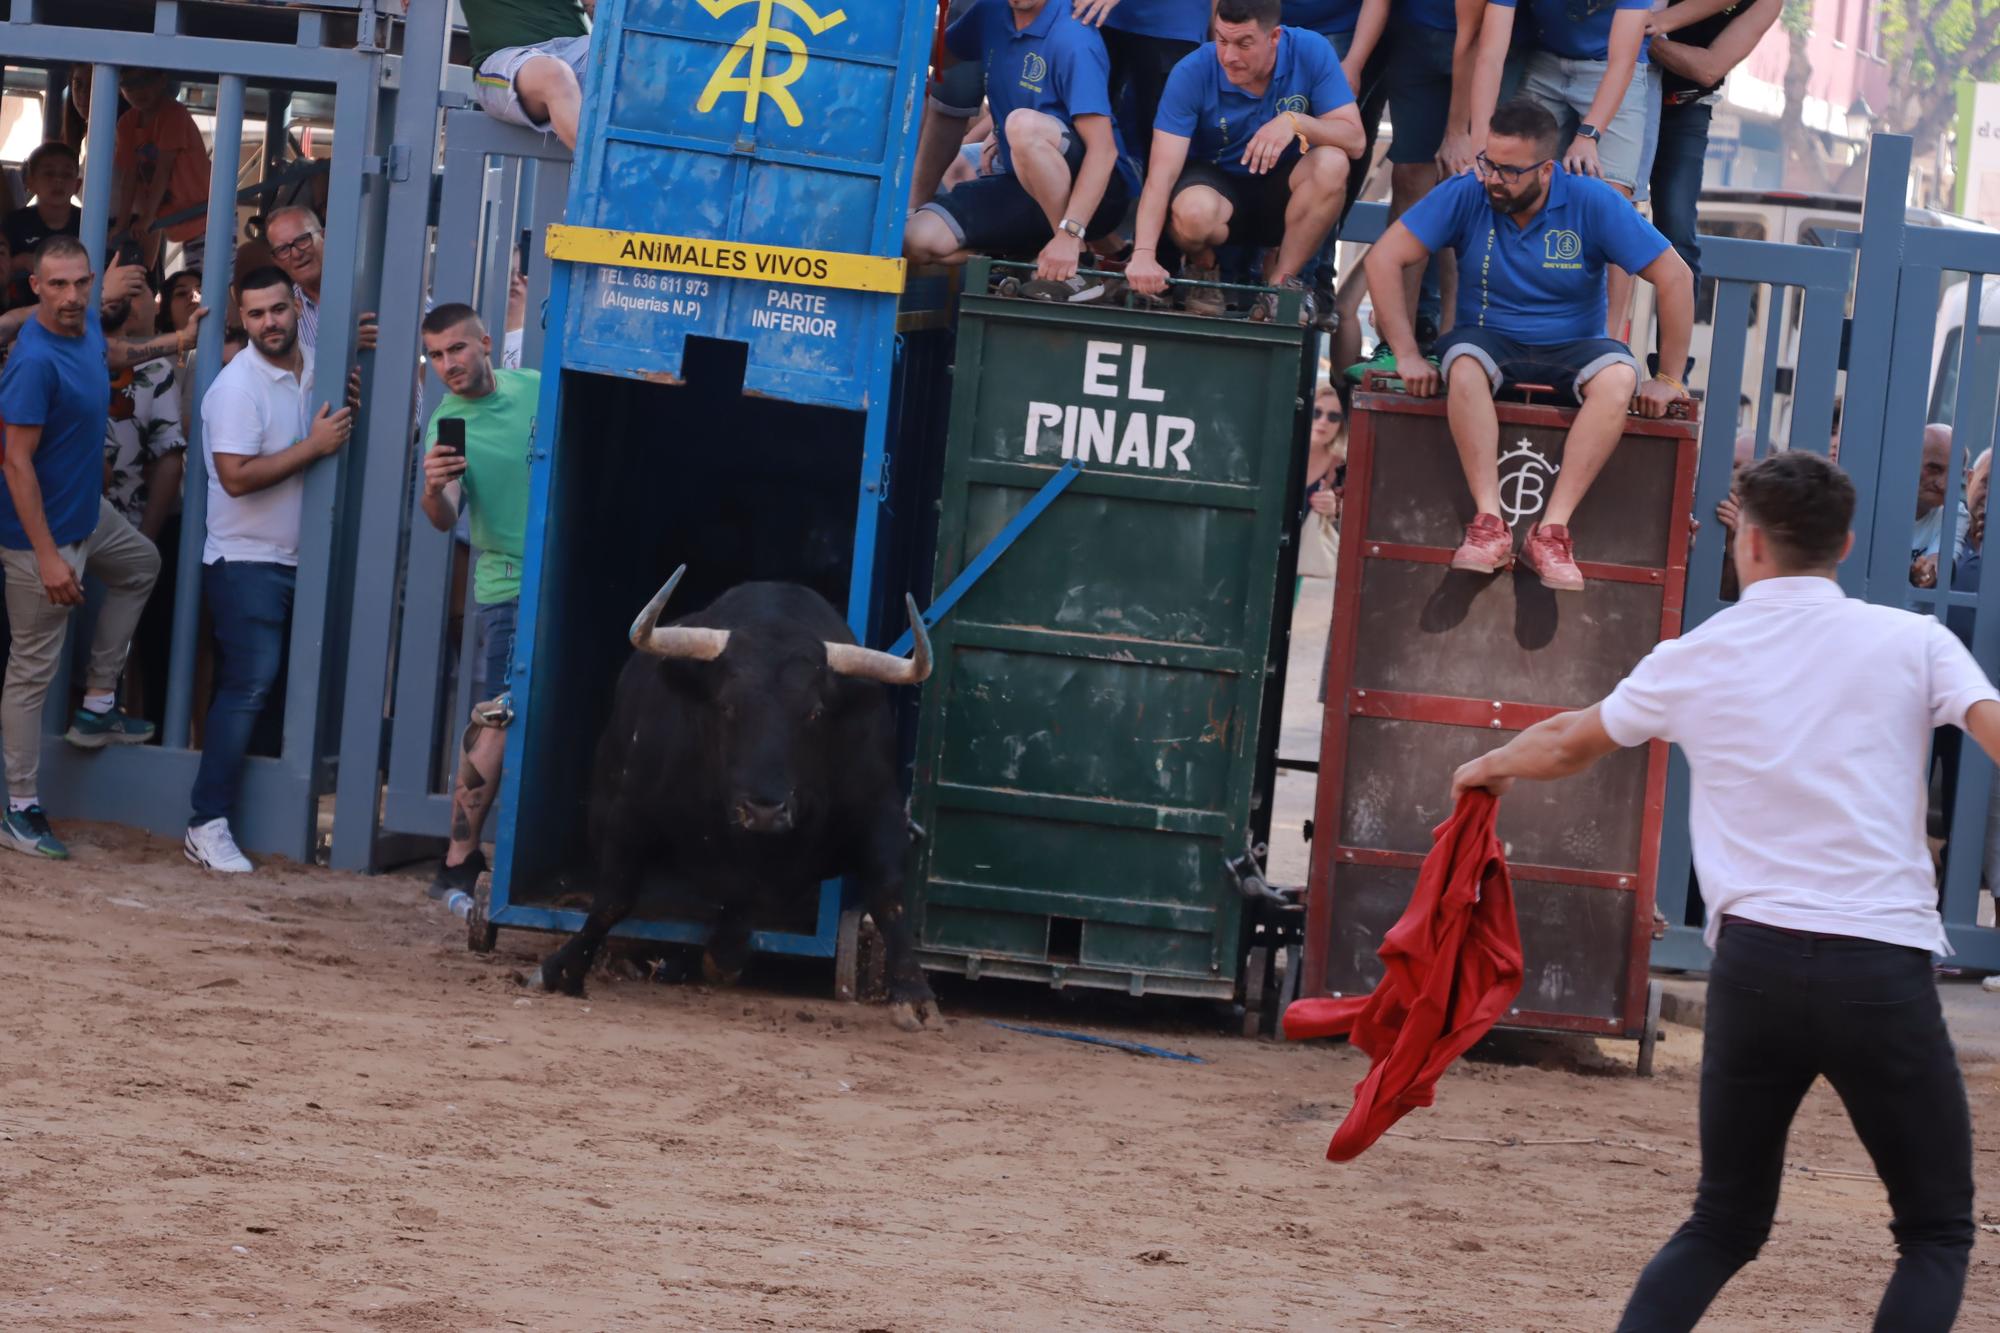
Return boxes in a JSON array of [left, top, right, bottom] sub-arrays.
[[480, 0, 945, 972]]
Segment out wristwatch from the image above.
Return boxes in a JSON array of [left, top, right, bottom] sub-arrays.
[[1057, 217, 1086, 240], [1575, 123, 1602, 143]]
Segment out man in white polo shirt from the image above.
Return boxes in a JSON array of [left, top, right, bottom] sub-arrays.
[[188, 265, 353, 873], [1451, 451, 1988, 1331]]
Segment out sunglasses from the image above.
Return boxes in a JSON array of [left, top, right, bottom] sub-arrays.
[[1313, 407, 1344, 423], [1475, 152, 1550, 183]]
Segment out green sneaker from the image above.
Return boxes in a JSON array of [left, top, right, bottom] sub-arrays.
[[1, 804, 68, 859], [65, 706, 155, 749], [1345, 345, 1440, 386]]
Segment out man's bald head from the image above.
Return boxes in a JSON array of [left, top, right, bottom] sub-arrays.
[[1918, 423, 1953, 517]]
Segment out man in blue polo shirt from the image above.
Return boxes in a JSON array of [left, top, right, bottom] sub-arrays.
[[1126, 0, 1364, 325], [1470, 0, 1654, 331], [1363, 99, 1692, 592], [1280, 0, 1388, 324], [904, 0, 1127, 299]]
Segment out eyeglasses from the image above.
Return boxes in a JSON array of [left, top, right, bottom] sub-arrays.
[[1313, 408, 1344, 423], [1475, 152, 1550, 183], [269, 233, 319, 261]]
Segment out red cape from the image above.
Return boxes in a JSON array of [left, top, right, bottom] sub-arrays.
[[1283, 790, 1523, 1161]]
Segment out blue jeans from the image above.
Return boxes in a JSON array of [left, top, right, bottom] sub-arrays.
[[190, 560, 294, 826], [1649, 97, 1713, 292], [473, 597, 518, 703]]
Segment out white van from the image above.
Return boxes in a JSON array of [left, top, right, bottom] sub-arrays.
[[1627, 189, 1999, 449]]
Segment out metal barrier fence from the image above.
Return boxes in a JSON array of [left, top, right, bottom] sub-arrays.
[[328, 110, 569, 870], [1652, 136, 2000, 972], [4, 0, 411, 860]]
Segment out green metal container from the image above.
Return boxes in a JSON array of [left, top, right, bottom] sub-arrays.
[[907, 262, 1311, 1000]]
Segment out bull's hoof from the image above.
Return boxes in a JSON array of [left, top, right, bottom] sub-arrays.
[[700, 952, 744, 988], [514, 963, 550, 991], [888, 998, 944, 1032]]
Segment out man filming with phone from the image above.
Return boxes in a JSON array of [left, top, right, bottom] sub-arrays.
[[418, 303, 536, 903]]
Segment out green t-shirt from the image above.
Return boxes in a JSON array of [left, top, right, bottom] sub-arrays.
[[427, 369, 538, 606], [460, 0, 589, 71]]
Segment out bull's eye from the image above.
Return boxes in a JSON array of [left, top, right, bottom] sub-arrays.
[[808, 704, 825, 723]]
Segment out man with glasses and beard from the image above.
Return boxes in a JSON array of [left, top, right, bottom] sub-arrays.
[[185, 266, 356, 873], [1363, 97, 1692, 592]]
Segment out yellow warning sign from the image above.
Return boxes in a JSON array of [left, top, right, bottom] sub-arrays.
[[544, 224, 906, 294]]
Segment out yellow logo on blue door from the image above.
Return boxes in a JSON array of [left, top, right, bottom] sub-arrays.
[[695, 0, 849, 128]]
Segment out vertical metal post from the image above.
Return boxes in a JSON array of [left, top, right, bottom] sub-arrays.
[[1840, 133, 1914, 599], [263, 87, 292, 199], [79, 63, 119, 303], [41, 67, 65, 141], [327, 0, 452, 870], [164, 72, 245, 749]]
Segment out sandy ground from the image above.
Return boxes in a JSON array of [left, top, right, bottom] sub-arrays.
[[3, 582, 1998, 1330]]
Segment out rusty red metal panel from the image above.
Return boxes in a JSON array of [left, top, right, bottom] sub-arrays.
[[1302, 389, 1698, 1040]]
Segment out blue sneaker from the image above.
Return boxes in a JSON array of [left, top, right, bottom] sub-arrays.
[[0, 804, 68, 859], [65, 706, 155, 749]]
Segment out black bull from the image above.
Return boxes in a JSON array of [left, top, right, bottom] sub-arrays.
[[519, 570, 943, 1031]]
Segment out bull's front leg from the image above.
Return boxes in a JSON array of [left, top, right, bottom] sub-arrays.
[[859, 799, 940, 1032], [524, 844, 642, 996]]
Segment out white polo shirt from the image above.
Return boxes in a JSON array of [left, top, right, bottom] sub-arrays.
[[199, 343, 313, 567], [1600, 575, 1999, 954]]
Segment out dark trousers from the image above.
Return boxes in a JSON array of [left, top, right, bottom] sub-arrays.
[[1103, 27, 1200, 176], [1649, 98, 1713, 293], [1616, 920, 1973, 1332], [190, 560, 294, 826]]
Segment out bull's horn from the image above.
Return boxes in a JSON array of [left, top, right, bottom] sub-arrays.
[[629, 566, 730, 662], [824, 595, 933, 686]]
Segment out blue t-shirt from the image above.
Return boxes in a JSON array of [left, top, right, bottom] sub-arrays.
[[1492, 0, 1650, 62], [1401, 167, 1670, 342], [1102, 0, 1213, 43], [947, 0, 1115, 174], [1156, 28, 1355, 176], [1404, 0, 1457, 30], [0, 315, 110, 549], [1280, 0, 1363, 38]]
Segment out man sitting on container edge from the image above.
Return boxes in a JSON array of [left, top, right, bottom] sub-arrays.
[[1125, 0, 1365, 326], [1364, 97, 1692, 592], [903, 0, 1128, 301]]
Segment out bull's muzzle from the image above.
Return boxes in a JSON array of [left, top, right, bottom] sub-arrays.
[[733, 797, 795, 835]]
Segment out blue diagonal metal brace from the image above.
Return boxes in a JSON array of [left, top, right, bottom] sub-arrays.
[[889, 458, 1084, 656]]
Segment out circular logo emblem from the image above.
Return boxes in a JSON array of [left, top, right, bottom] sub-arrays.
[[1545, 229, 1583, 262], [1023, 52, 1048, 85], [1277, 94, 1310, 115]]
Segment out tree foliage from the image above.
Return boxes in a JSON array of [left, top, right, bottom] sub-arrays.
[[1880, 0, 2000, 147]]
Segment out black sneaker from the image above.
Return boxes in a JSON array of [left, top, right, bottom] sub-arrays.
[[1017, 274, 1110, 304], [427, 848, 487, 901], [1312, 282, 1338, 332]]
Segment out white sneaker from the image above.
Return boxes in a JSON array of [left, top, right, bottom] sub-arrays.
[[185, 818, 253, 873]]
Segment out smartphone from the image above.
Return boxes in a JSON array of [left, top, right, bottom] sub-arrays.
[[438, 418, 466, 457]]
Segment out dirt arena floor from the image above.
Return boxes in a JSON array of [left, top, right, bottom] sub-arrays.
[[4, 588, 1998, 1330], [1, 826, 1995, 1331]]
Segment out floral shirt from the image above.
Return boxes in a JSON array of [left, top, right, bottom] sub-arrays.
[[104, 355, 185, 528]]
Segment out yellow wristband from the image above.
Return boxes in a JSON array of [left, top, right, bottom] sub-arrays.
[[1288, 111, 1311, 153], [1653, 372, 1685, 393]]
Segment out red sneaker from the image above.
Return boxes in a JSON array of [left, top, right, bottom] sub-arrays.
[[1521, 522, 1586, 591], [1450, 513, 1514, 573]]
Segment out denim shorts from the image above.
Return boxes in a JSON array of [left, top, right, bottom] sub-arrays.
[[1517, 54, 1657, 195], [473, 35, 590, 133], [473, 597, 518, 705], [1382, 23, 1456, 163], [1436, 326, 1641, 406]]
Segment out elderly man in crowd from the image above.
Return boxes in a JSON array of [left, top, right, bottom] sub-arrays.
[[1911, 423, 1967, 589], [262, 205, 377, 355]]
